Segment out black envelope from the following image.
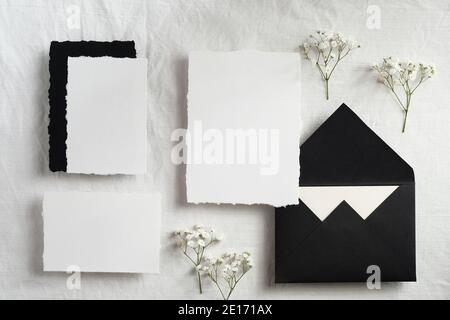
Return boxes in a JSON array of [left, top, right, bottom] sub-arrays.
[[275, 104, 416, 283]]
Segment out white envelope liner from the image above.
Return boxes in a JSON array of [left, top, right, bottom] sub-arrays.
[[299, 186, 399, 221], [43, 192, 161, 273]]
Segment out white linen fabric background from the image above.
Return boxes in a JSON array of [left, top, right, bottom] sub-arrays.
[[0, 0, 449, 299]]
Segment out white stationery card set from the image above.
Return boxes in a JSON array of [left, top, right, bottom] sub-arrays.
[[45, 41, 303, 274]]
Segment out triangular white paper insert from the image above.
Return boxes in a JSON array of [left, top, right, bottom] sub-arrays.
[[299, 186, 399, 221]]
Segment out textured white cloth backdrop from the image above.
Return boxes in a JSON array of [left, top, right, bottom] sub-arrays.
[[0, 0, 449, 299]]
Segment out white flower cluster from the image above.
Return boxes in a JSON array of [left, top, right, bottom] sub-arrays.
[[198, 252, 253, 280], [371, 57, 436, 132], [174, 225, 252, 299], [372, 57, 436, 87], [302, 31, 360, 100], [175, 224, 223, 249], [303, 30, 360, 61]]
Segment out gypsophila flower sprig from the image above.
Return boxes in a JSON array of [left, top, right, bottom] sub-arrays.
[[372, 57, 436, 132], [198, 252, 253, 300], [302, 31, 360, 100], [174, 225, 223, 294]]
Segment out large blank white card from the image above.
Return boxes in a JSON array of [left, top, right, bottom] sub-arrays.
[[66, 57, 147, 175], [43, 192, 161, 273], [186, 51, 301, 206]]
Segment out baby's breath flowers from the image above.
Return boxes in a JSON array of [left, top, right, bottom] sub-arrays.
[[302, 31, 360, 100], [174, 226, 253, 299], [197, 252, 253, 300], [372, 58, 436, 132], [174, 225, 223, 294]]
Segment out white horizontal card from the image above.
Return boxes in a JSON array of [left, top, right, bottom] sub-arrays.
[[299, 186, 399, 221], [186, 51, 301, 206], [43, 192, 161, 273], [66, 57, 147, 175]]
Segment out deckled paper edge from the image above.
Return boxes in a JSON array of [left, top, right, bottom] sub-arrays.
[[42, 191, 162, 274], [65, 57, 148, 176], [47, 40, 137, 173], [185, 51, 301, 207]]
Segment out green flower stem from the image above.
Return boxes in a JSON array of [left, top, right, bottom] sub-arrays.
[[195, 247, 204, 294], [314, 48, 348, 100], [197, 271, 203, 294], [183, 244, 204, 294], [386, 78, 412, 133], [211, 278, 226, 300], [207, 266, 248, 300], [402, 109, 409, 133], [402, 92, 412, 133]]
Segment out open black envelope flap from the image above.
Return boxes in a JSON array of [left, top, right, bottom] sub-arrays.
[[275, 104, 416, 283], [299, 104, 414, 186]]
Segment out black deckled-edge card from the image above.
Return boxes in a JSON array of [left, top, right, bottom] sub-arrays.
[[48, 41, 136, 172]]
